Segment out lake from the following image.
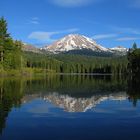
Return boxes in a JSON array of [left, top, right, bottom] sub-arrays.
[[0, 75, 140, 140]]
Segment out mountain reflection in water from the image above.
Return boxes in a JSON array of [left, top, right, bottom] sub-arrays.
[[22, 92, 127, 112], [0, 74, 140, 140]]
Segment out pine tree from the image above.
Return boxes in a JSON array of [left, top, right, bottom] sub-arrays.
[[0, 17, 10, 64], [0, 17, 23, 70], [132, 42, 137, 50], [0, 17, 10, 43]]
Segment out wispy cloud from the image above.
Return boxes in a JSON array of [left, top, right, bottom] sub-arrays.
[[112, 26, 140, 35], [116, 37, 140, 41], [28, 28, 79, 43], [64, 28, 79, 32], [80, 18, 99, 25], [28, 17, 40, 25], [92, 34, 117, 40], [130, 0, 140, 8], [32, 17, 39, 20], [50, 0, 95, 7], [28, 32, 57, 42]]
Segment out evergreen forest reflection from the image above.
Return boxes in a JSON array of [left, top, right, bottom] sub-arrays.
[[0, 74, 140, 135]]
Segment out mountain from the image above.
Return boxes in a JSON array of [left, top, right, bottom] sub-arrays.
[[43, 34, 110, 54], [22, 43, 41, 53], [110, 46, 128, 52], [110, 46, 128, 55], [41, 34, 127, 56]]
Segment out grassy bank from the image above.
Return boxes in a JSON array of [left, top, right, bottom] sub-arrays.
[[0, 68, 57, 77]]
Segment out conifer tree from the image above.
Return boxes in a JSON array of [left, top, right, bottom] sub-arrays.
[[132, 42, 137, 50]]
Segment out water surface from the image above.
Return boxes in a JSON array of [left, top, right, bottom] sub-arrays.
[[0, 75, 140, 140]]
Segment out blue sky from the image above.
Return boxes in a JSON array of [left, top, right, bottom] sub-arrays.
[[0, 0, 140, 48]]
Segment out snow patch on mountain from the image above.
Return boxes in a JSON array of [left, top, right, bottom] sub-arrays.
[[110, 46, 128, 52], [40, 34, 128, 56], [43, 34, 110, 54]]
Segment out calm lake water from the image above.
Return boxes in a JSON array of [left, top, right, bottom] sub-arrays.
[[0, 75, 140, 140]]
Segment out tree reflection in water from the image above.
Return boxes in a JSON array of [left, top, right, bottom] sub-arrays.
[[0, 74, 140, 135]]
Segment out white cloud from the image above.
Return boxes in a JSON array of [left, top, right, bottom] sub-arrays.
[[28, 17, 40, 25], [30, 21, 39, 24], [112, 26, 140, 35], [116, 37, 140, 41], [131, 0, 140, 8], [65, 28, 79, 32], [28, 28, 79, 43], [28, 31, 57, 42], [50, 0, 95, 7], [31, 17, 39, 20], [92, 34, 117, 40]]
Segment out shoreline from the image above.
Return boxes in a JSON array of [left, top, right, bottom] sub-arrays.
[[0, 68, 124, 78]]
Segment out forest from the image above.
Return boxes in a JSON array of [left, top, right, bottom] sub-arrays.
[[0, 17, 140, 76]]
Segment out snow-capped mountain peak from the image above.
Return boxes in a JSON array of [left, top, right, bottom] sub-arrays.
[[44, 34, 109, 54], [40, 34, 128, 56], [110, 46, 128, 52]]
